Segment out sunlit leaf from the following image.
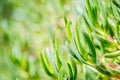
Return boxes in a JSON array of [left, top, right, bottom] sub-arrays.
[[69, 57, 77, 79], [104, 50, 120, 58], [40, 52, 55, 77], [67, 63, 73, 80], [64, 17, 72, 42], [54, 38, 62, 72], [83, 32, 96, 63]]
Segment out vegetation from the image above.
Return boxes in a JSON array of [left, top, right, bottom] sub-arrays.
[[0, 0, 120, 80]]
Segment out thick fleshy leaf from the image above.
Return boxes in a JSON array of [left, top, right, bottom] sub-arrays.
[[115, 21, 120, 43], [64, 17, 72, 42], [40, 52, 54, 77], [72, 39, 88, 64], [104, 50, 120, 58], [58, 66, 68, 80], [67, 63, 73, 80], [83, 10, 105, 36], [113, 0, 120, 8], [74, 22, 85, 55], [109, 67, 120, 74], [55, 39, 62, 72], [83, 32, 96, 63], [95, 65, 112, 76], [69, 57, 77, 79], [96, 0, 108, 31], [112, 3, 120, 21], [67, 43, 79, 60], [86, 0, 98, 26], [94, 33, 117, 47], [40, 53, 52, 76]]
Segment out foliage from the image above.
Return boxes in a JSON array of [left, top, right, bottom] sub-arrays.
[[40, 0, 120, 80], [0, 0, 120, 80]]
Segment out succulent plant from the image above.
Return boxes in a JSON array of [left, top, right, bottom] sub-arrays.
[[40, 0, 120, 79]]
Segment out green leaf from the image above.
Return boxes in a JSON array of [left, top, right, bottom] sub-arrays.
[[104, 50, 120, 58], [69, 57, 77, 79], [112, 3, 120, 21], [86, 0, 98, 27], [72, 39, 89, 65], [40, 52, 55, 77], [74, 22, 85, 55], [58, 66, 68, 80], [115, 21, 120, 43], [67, 63, 73, 80], [67, 43, 79, 60], [83, 32, 96, 63], [94, 33, 116, 47], [83, 10, 106, 36], [108, 67, 120, 74], [64, 17, 72, 42], [96, 0, 108, 31], [113, 0, 120, 8], [55, 38, 62, 72], [95, 65, 112, 76]]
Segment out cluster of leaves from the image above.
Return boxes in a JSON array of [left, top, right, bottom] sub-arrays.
[[40, 0, 120, 79], [0, 0, 77, 80]]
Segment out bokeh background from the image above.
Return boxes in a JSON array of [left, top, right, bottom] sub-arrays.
[[0, 0, 85, 80]]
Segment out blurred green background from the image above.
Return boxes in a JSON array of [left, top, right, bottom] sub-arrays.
[[0, 0, 83, 80]]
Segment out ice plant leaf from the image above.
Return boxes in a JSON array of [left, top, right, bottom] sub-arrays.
[[67, 63, 73, 80], [67, 43, 79, 60], [83, 10, 105, 36], [64, 18, 72, 42], [58, 66, 68, 80], [40, 52, 54, 77], [94, 33, 116, 47], [112, 3, 120, 21], [83, 32, 96, 63], [104, 50, 120, 58], [86, 0, 98, 27], [96, 0, 108, 31], [95, 65, 112, 76], [74, 22, 85, 55], [69, 57, 77, 79], [72, 39, 88, 64], [55, 39, 62, 72], [109, 67, 120, 74], [113, 0, 120, 8], [115, 21, 120, 43]]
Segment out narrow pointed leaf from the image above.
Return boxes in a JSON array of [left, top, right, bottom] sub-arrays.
[[58, 66, 68, 80], [104, 50, 120, 58], [67, 63, 73, 80], [72, 39, 88, 64], [115, 21, 120, 43], [64, 18, 72, 42], [96, 0, 108, 31], [55, 39, 62, 72], [83, 32, 96, 63], [69, 57, 77, 79], [74, 22, 86, 55], [86, 0, 98, 26], [109, 67, 120, 74], [113, 0, 120, 8], [112, 3, 120, 21], [67, 43, 79, 60], [40, 53, 54, 77]]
